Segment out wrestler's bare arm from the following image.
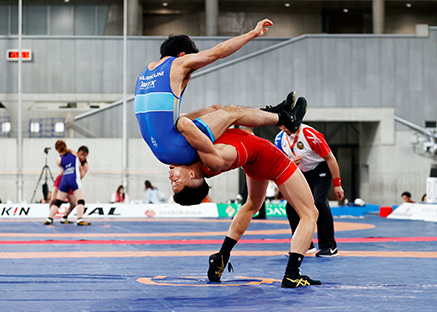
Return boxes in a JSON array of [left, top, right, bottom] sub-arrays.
[[178, 19, 272, 73], [79, 162, 89, 179]]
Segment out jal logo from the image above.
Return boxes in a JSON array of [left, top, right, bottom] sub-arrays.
[[297, 141, 304, 149], [145, 210, 156, 218]]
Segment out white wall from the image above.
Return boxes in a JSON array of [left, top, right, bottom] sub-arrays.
[[360, 130, 434, 206]]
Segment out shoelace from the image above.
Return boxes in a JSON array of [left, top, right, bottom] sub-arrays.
[[227, 261, 234, 273]]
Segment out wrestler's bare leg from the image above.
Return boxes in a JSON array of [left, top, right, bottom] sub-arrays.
[[73, 189, 85, 219], [226, 177, 268, 240], [62, 194, 76, 220], [49, 186, 58, 208], [48, 190, 68, 219], [196, 105, 279, 140]]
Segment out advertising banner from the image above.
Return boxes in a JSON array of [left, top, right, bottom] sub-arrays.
[[0, 203, 219, 219]]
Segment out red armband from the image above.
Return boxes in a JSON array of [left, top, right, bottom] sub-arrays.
[[333, 177, 341, 187]]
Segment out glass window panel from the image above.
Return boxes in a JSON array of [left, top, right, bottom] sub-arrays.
[[49, 5, 73, 35], [10, 5, 18, 35], [0, 6, 8, 35], [74, 5, 95, 35], [97, 5, 109, 35], [25, 5, 47, 35]]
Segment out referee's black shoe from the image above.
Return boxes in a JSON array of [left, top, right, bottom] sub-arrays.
[[261, 91, 296, 113], [207, 252, 233, 282], [281, 274, 322, 288]]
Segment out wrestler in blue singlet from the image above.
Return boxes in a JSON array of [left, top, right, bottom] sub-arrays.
[[134, 57, 215, 165], [58, 152, 82, 193]]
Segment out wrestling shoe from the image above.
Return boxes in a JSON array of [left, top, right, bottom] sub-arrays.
[[307, 242, 317, 254], [281, 274, 322, 288], [288, 97, 307, 133], [277, 110, 297, 133], [261, 91, 296, 113], [77, 221, 92, 226], [316, 247, 339, 258], [43, 218, 53, 225], [207, 252, 233, 282], [60, 218, 74, 224]]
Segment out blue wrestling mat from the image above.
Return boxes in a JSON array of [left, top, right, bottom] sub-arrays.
[[0, 216, 436, 311]]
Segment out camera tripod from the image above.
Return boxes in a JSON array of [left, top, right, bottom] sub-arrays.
[[30, 148, 55, 203]]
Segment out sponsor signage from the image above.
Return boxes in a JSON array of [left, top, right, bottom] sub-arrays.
[[216, 202, 287, 218], [0, 203, 218, 219], [388, 203, 437, 222]]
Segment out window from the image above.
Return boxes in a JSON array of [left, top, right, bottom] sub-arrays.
[[25, 5, 47, 35], [0, 6, 8, 35], [50, 5, 73, 35], [74, 5, 95, 35]]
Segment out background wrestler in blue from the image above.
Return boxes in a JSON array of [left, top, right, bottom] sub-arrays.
[[44, 140, 91, 226], [134, 19, 299, 172]]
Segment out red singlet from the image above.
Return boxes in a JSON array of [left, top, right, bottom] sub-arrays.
[[201, 129, 297, 185]]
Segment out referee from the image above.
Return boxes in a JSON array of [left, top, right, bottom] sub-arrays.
[[275, 99, 344, 257]]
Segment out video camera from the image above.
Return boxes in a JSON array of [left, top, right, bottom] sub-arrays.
[[44, 147, 51, 154]]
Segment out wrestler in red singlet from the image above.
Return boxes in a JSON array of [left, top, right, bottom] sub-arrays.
[[201, 128, 297, 185]]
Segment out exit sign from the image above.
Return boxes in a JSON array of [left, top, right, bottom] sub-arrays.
[[6, 49, 32, 61]]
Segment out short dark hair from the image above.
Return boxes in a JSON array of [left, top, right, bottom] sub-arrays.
[[173, 180, 209, 206], [78, 146, 89, 154], [160, 35, 199, 59], [401, 191, 412, 198]]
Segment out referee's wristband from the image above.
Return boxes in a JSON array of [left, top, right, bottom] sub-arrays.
[[333, 178, 342, 187]]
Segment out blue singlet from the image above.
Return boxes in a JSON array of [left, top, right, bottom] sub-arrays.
[[134, 57, 214, 165]]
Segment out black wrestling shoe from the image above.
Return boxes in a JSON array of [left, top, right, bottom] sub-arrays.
[[261, 91, 296, 113], [207, 252, 233, 282], [307, 242, 317, 254], [77, 221, 92, 226], [316, 247, 339, 258], [281, 274, 322, 288], [287, 97, 308, 133], [60, 218, 74, 224], [277, 110, 297, 133]]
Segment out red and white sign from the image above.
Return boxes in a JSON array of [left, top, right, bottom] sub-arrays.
[[6, 49, 32, 61]]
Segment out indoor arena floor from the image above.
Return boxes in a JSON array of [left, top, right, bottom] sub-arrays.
[[0, 216, 436, 312]]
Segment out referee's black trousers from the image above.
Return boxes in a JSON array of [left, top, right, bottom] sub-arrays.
[[285, 161, 337, 250]]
